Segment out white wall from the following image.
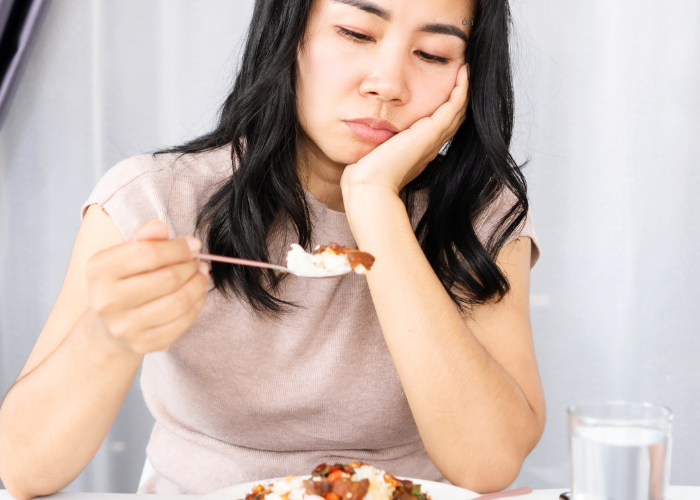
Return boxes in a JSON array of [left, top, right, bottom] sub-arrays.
[[1, 0, 698, 492]]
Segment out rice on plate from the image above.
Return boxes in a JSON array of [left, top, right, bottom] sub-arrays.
[[243, 462, 431, 500]]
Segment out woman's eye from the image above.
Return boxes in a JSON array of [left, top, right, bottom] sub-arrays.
[[417, 51, 449, 65], [337, 27, 449, 65], [337, 27, 374, 43]]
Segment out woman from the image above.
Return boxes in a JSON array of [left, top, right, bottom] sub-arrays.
[[0, 0, 545, 497]]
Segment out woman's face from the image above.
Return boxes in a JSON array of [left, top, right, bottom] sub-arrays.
[[296, 0, 474, 168]]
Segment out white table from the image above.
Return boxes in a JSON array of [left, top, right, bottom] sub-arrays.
[[2, 487, 699, 499]]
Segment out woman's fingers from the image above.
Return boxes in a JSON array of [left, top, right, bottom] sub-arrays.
[[99, 267, 208, 343], [431, 64, 469, 137], [407, 64, 468, 141], [121, 260, 205, 310], [93, 260, 206, 313], [88, 236, 201, 281], [85, 219, 211, 355], [129, 293, 208, 354], [132, 268, 209, 330]]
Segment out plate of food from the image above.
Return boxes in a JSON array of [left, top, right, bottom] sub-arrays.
[[200, 462, 480, 500]]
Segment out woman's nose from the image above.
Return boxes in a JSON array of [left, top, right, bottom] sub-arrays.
[[357, 49, 410, 104]]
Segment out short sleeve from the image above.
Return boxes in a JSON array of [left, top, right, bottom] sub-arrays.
[[474, 189, 541, 268], [80, 149, 233, 242], [80, 155, 181, 241]]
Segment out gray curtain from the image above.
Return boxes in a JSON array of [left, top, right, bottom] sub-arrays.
[[1, 0, 698, 493], [0, 0, 254, 492]]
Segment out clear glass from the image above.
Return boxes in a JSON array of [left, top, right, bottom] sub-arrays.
[[568, 401, 673, 500]]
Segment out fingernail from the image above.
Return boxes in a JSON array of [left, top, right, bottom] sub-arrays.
[[199, 262, 210, 276], [187, 238, 202, 256]]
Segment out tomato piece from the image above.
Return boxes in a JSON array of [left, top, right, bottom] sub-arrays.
[[327, 470, 346, 482]]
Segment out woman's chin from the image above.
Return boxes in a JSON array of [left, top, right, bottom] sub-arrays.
[[330, 143, 378, 166]]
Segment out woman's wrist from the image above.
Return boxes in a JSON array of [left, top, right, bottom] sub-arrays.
[[83, 309, 145, 364], [342, 183, 411, 250], [343, 182, 402, 218]]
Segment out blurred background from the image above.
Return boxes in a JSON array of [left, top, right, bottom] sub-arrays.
[[1, 0, 699, 493]]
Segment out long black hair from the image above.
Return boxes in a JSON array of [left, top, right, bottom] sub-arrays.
[[157, 0, 528, 316]]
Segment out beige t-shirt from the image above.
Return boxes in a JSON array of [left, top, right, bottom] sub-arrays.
[[81, 146, 540, 494]]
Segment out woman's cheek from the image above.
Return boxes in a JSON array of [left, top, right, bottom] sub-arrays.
[[311, 38, 366, 96], [410, 73, 457, 121]]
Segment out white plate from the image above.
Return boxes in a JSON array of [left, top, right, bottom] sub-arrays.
[[201, 476, 480, 500]]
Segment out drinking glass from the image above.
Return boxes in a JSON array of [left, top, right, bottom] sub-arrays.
[[568, 401, 673, 500]]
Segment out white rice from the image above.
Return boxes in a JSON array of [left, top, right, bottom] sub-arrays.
[[286, 244, 352, 277], [352, 264, 368, 275], [266, 476, 324, 500], [351, 465, 395, 500]]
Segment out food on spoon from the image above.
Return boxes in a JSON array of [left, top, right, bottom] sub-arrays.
[[243, 462, 431, 500], [286, 243, 375, 277], [314, 243, 376, 274]]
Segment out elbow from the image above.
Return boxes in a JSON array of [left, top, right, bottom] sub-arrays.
[[0, 444, 61, 500], [0, 465, 39, 500], [0, 469, 63, 500], [445, 416, 546, 493], [3, 484, 39, 500], [0, 404, 68, 499], [446, 453, 525, 494]]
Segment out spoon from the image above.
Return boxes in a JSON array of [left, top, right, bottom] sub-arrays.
[[471, 487, 533, 500], [197, 253, 350, 278]]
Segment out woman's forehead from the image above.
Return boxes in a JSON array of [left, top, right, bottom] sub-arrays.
[[308, 0, 475, 43], [316, 0, 475, 21]]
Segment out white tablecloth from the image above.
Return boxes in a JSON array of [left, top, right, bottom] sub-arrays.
[[2, 487, 699, 500]]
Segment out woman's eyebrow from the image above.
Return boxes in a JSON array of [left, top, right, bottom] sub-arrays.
[[331, 0, 390, 20], [330, 0, 469, 44], [421, 23, 469, 45]]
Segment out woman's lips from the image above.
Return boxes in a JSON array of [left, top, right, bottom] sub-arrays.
[[344, 121, 397, 144]]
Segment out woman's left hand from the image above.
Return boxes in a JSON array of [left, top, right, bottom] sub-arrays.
[[341, 64, 469, 198]]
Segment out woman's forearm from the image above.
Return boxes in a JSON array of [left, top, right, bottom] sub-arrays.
[[344, 186, 540, 491], [0, 310, 143, 499]]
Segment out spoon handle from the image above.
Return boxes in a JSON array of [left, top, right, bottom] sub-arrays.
[[472, 487, 533, 500], [198, 253, 289, 273]]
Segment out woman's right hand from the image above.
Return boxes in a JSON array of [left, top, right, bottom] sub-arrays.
[[85, 219, 209, 355], [0, 214, 209, 499]]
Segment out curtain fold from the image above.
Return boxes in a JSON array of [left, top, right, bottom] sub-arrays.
[[0, 0, 52, 130]]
